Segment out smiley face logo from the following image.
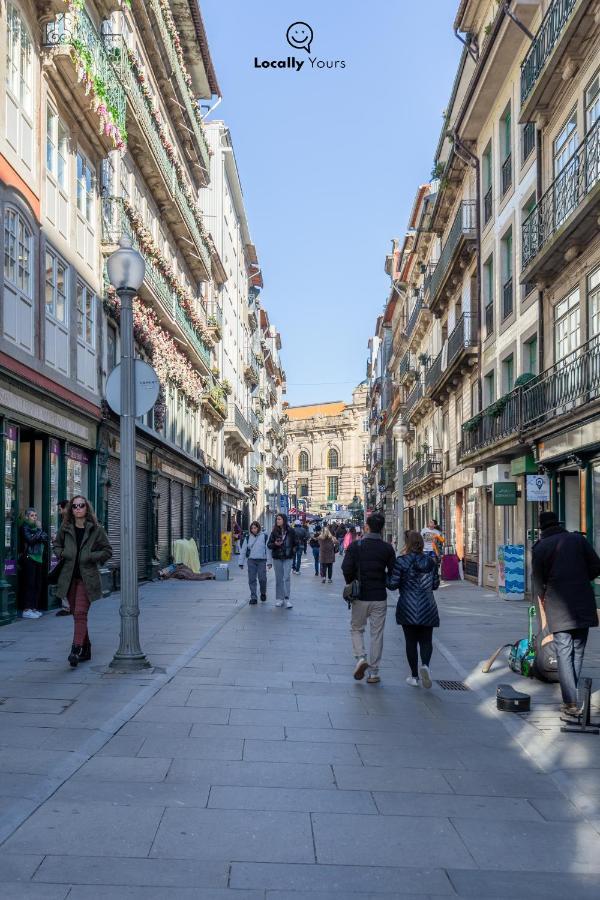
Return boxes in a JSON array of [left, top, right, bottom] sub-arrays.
[[286, 21, 313, 54]]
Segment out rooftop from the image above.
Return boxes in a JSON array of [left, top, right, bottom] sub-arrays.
[[286, 402, 347, 421]]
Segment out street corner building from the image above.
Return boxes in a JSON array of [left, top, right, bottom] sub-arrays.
[[0, 0, 287, 624], [365, 0, 600, 600], [282, 385, 369, 519]]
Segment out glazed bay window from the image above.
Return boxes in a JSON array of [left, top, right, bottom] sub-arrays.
[[76, 281, 96, 391], [500, 103, 512, 196], [46, 103, 69, 237], [588, 267, 600, 338], [5, 2, 33, 173], [76, 151, 95, 269], [44, 247, 69, 376], [327, 477, 339, 502], [501, 228, 513, 320], [554, 288, 580, 363], [3, 207, 34, 352]]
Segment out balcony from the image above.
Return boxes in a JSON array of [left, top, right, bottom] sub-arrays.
[[428, 201, 477, 313], [521, 119, 600, 282], [425, 314, 478, 403], [245, 468, 260, 492], [101, 198, 213, 372], [461, 388, 522, 460], [404, 451, 443, 498], [225, 403, 254, 453], [202, 380, 227, 422], [42, 9, 126, 154], [522, 334, 600, 431], [520, 0, 593, 123], [399, 351, 417, 384], [403, 293, 431, 345], [249, 409, 261, 440], [244, 363, 260, 387], [404, 380, 430, 424], [103, 35, 212, 281]]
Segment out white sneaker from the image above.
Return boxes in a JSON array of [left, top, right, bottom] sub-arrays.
[[275, 600, 284, 607], [33, 610, 43, 618], [22, 609, 38, 619], [419, 665, 432, 689], [353, 658, 368, 680], [285, 600, 293, 609], [406, 676, 419, 687]]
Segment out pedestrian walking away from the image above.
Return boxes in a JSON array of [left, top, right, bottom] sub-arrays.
[[336, 523, 348, 556], [267, 513, 298, 609], [342, 512, 396, 684], [421, 518, 445, 561], [343, 525, 358, 552], [19, 508, 47, 619], [309, 526, 321, 575], [52, 496, 113, 667], [318, 526, 338, 583], [292, 519, 307, 574], [532, 510, 600, 717], [54, 500, 71, 616], [388, 530, 440, 688], [239, 521, 272, 604]]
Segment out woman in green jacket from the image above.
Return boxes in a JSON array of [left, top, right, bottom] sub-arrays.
[[52, 496, 112, 667]]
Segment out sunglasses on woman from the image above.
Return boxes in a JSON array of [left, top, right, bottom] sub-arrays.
[[72, 502, 87, 510]]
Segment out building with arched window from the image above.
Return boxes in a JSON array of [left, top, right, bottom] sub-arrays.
[[283, 384, 368, 516]]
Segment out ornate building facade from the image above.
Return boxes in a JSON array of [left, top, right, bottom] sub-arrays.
[[283, 385, 368, 517]]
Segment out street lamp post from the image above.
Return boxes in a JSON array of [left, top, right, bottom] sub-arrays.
[[393, 421, 408, 548], [276, 455, 283, 516], [107, 237, 151, 672], [362, 474, 368, 524]]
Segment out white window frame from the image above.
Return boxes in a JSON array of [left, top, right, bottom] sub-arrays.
[[588, 267, 600, 340], [76, 151, 94, 223], [46, 102, 68, 191], [585, 70, 600, 132], [554, 288, 580, 363], [4, 206, 32, 299], [6, 2, 34, 164], [45, 247, 68, 325], [76, 280, 95, 348]]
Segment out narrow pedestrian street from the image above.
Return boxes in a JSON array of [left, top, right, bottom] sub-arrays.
[[0, 561, 599, 899]]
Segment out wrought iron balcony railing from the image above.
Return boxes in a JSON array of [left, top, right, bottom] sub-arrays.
[[103, 35, 212, 276], [522, 121, 536, 163], [429, 201, 477, 306], [399, 351, 417, 381], [425, 351, 443, 394], [522, 334, 600, 429], [424, 314, 478, 395], [520, 0, 577, 104], [226, 403, 253, 444], [461, 388, 522, 457], [404, 381, 423, 418], [405, 451, 443, 491], [43, 9, 126, 138], [522, 118, 600, 269], [403, 293, 426, 340]]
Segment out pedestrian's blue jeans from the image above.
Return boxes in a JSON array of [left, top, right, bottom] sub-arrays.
[[553, 627, 589, 705], [312, 547, 319, 574], [292, 547, 303, 572]]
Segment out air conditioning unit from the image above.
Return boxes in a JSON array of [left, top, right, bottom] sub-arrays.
[[486, 464, 514, 484]]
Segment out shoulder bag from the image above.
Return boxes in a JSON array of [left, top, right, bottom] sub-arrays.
[[342, 543, 362, 606]]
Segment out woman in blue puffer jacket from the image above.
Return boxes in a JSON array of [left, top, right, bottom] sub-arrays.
[[388, 530, 440, 689]]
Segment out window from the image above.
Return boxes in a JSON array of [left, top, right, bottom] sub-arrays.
[[588, 267, 600, 339], [327, 448, 339, 469], [554, 288, 580, 362], [484, 371, 495, 405], [327, 476, 339, 502], [524, 335, 538, 375], [45, 249, 67, 323], [502, 354, 514, 393], [3, 207, 34, 351], [522, 121, 535, 164], [6, 2, 33, 169], [501, 228, 513, 320], [76, 152, 94, 222], [298, 450, 309, 471], [586, 72, 600, 131], [482, 143, 492, 224], [76, 281, 95, 346], [554, 110, 577, 178], [298, 479, 309, 498], [46, 104, 68, 189], [500, 103, 512, 195], [107, 323, 117, 374], [483, 254, 494, 336], [521, 195, 537, 297]]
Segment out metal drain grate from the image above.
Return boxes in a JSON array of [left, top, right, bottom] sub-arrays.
[[436, 680, 470, 691]]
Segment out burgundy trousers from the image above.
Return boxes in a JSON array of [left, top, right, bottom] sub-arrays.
[[67, 579, 90, 645]]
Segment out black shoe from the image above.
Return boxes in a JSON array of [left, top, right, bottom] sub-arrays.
[[79, 636, 92, 662], [249, 598, 258, 605], [55, 608, 70, 617], [260, 593, 267, 602], [68, 645, 83, 668]]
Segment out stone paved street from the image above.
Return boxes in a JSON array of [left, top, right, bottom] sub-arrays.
[[1, 557, 600, 898]]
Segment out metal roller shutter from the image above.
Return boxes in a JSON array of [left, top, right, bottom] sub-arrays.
[[171, 480, 183, 544], [157, 475, 170, 567], [136, 467, 149, 578], [107, 456, 121, 566], [183, 485, 193, 540]]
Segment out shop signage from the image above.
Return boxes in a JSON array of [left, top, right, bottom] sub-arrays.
[[67, 446, 90, 464], [0, 389, 89, 442], [6, 425, 18, 441], [526, 474, 550, 502], [493, 481, 517, 506], [221, 532, 232, 561], [4, 559, 16, 576]]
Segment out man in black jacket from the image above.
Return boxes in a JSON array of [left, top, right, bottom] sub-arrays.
[[532, 511, 600, 715], [342, 513, 396, 684]]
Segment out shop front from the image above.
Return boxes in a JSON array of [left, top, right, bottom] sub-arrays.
[[198, 468, 227, 564]]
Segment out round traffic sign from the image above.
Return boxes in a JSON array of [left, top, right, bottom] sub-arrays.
[[105, 359, 160, 417]]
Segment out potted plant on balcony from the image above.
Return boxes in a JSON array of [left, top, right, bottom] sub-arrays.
[[418, 353, 430, 367], [221, 378, 232, 396], [463, 413, 482, 433]]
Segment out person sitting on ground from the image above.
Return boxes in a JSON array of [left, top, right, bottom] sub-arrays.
[[388, 530, 440, 689], [532, 510, 600, 718]]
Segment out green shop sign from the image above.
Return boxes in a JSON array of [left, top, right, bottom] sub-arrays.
[[494, 482, 517, 506]]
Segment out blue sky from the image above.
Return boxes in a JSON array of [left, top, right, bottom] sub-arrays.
[[201, 0, 461, 406]]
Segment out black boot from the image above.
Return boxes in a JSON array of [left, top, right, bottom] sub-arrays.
[[68, 645, 82, 667], [79, 635, 92, 662]]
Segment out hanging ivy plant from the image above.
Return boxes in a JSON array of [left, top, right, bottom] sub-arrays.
[[463, 413, 482, 433], [485, 396, 509, 418], [514, 372, 536, 388]]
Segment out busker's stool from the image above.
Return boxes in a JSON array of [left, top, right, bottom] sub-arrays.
[[215, 564, 230, 581], [496, 683, 531, 712]]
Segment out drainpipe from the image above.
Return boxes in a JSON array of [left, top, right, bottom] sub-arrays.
[[501, 1, 535, 41], [536, 126, 544, 375], [454, 29, 479, 61]]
